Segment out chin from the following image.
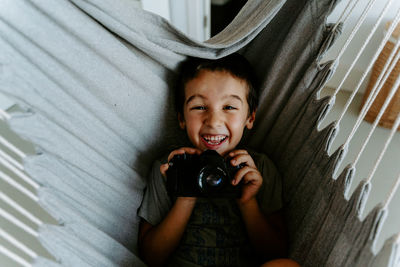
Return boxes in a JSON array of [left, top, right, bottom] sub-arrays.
[[216, 148, 230, 156]]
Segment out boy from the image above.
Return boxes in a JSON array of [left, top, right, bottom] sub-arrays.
[[138, 54, 299, 267]]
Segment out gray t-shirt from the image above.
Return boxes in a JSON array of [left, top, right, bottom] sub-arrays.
[[138, 150, 283, 266]]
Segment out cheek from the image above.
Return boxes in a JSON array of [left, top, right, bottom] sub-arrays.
[[228, 115, 248, 130], [226, 121, 245, 141], [183, 115, 201, 136]]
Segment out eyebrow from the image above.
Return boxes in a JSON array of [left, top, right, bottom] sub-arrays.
[[186, 94, 243, 105], [186, 94, 206, 105]]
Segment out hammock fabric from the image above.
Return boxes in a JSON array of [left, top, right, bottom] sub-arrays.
[[0, 0, 398, 266]]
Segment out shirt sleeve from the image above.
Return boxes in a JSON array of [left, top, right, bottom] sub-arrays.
[[251, 151, 283, 215], [138, 159, 172, 226]]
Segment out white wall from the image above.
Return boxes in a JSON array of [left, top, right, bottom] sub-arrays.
[[170, 0, 210, 42], [141, 0, 170, 20], [142, 0, 211, 42]]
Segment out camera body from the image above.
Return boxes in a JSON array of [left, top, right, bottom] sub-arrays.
[[166, 150, 244, 198]]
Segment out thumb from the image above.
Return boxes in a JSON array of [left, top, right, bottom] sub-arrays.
[[160, 163, 169, 178]]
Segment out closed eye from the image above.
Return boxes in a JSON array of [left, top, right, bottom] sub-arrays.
[[191, 106, 206, 110], [223, 105, 237, 110]]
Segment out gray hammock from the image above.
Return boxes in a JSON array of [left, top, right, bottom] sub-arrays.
[[0, 0, 398, 266]]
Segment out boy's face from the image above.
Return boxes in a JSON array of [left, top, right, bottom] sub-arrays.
[[179, 70, 255, 156]]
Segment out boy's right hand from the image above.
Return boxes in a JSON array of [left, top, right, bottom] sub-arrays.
[[160, 147, 202, 203], [160, 147, 203, 178]]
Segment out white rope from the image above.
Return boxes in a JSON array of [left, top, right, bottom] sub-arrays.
[[383, 172, 400, 210], [0, 170, 39, 202], [338, 0, 358, 27], [386, 232, 400, 267], [0, 108, 11, 120], [379, 111, 400, 210], [0, 135, 27, 159], [0, 209, 39, 242], [351, 47, 400, 166], [365, 96, 400, 185], [331, 0, 395, 100], [338, 9, 400, 130], [0, 207, 38, 237], [0, 156, 39, 190], [341, 22, 400, 152], [0, 192, 43, 226], [0, 228, 37, 259], [0, 245, 31, 267], [332, 0, 358, 31], [0, 148, 24, 170], [396, 232, 400, 245], [332, 0, 379, 73]]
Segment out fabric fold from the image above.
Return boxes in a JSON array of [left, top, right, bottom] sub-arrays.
[[1, 0, 398, 266], [36, 223, 145, 267]]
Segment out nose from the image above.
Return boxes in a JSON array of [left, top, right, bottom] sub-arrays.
[[205, 110, 222, 128]]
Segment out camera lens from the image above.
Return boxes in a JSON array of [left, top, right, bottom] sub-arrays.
[[198, 166, 227, 194], [205, 174, 223, 186]]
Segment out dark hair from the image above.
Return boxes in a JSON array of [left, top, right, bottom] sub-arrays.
[[175, 53, 259, 116]]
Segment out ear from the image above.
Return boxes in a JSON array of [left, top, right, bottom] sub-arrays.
[[245, 110, 256, 130], [178, 113, 186, 129]]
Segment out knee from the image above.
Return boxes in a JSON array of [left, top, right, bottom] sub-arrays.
[[260, 258, 301, 267]]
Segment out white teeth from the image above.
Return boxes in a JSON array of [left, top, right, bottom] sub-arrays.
[[202, 135, 227, 144]]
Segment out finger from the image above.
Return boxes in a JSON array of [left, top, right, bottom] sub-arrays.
[[160, 163, 169, 178], [229, 149, 249, 158], [232, 166, 252, 185], [241, 172, 262, 186], [230, 154, 256, 168], [232, 167, 261, 185], [167, 149, 184, 162], [167, 147, 202, 162]]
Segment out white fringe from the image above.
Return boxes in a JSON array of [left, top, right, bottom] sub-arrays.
[[0, 245, 31, 267], [0, 228, 37, 259], [0, 207, 39, 237]]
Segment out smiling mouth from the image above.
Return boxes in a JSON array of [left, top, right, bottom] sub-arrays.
[[202, 135, 228, 145]]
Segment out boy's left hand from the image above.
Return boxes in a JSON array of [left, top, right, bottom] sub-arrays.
[[229, 150, 262, 204]]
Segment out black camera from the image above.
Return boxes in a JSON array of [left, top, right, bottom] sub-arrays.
[[166, 150, 245, 198]]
